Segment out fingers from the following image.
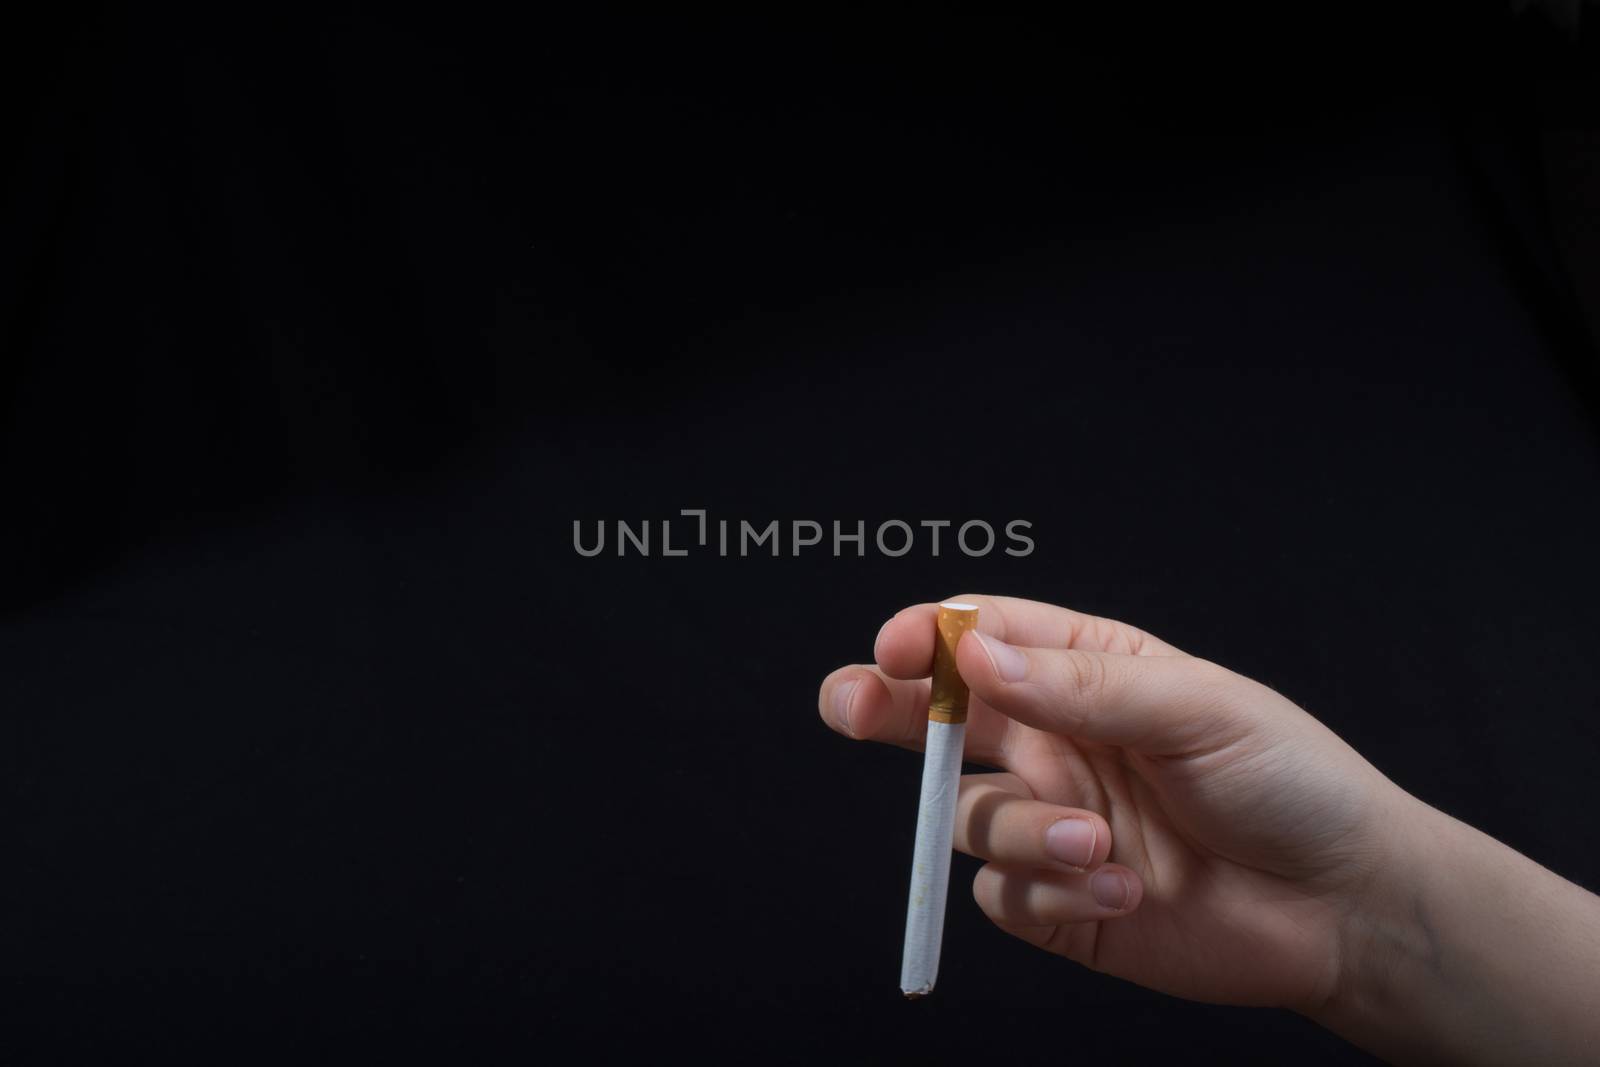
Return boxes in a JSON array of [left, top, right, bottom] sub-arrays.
[[955, 770, 1140, 930], [817, 664, 1011, 765], [973, 861, 1143, 926], [822, 594, 1186, 757], [875, 594, 1183, 681], [953, 773, 1112, 872], [958, 631, 1256, 755]]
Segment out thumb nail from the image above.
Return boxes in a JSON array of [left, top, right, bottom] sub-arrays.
[[832, 679, 858, 736]]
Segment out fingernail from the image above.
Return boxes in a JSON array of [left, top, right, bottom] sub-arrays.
[[974, 631, 1028, 682], [1091, 870, 1129, 910], [1044, 819, 1097, 869], [832, 679, 858, 736]]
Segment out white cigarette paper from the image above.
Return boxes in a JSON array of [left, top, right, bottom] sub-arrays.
[[900, 602, 979, 997], [900, 718, 967, 996]]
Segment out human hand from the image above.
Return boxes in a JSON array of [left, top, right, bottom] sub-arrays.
[[819, 594, 1410, 1013]]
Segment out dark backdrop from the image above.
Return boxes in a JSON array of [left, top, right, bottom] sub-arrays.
[[3, 6, 1598, 1063]]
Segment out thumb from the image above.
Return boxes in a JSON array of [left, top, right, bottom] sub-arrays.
[[958, 631, 1258, 755]]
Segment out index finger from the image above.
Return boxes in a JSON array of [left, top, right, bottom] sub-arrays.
[[874, 594, 1184, 680]]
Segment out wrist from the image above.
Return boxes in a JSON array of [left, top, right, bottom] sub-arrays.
[[1302, 788, 1450, 1041], [1303, 785, 1600, 1064]]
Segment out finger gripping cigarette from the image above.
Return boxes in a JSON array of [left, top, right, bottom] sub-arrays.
[[900, 602, 979, 998]]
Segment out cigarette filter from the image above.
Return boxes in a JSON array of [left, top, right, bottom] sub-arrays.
[[900, 601, 979, 997]]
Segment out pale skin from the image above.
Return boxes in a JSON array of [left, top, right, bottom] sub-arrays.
[[818, 594, 1600, 1064]]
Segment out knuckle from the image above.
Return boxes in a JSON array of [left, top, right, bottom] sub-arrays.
[[1119, 622, 1161, 655], [1061, 650, 1109, 705]]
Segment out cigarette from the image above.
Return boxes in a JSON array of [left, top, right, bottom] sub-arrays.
[[900, 601, 980, 998]]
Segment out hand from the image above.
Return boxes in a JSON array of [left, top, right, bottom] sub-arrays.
[[820, 594, 1600, 1063], [819, 594, 1408, 1012]]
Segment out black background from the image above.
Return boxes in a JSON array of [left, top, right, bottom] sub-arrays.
[[4, 5, 1599, 1063]]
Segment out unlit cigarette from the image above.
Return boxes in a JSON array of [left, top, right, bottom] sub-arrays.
[[900, 601, 979, 998]]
